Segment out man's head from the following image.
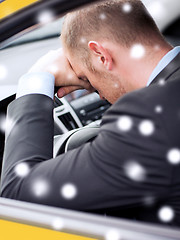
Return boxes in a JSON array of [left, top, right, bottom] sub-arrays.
[[61, 0, 172, 103]]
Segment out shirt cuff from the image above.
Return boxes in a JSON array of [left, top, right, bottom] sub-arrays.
[[16, 72, 55, 100]]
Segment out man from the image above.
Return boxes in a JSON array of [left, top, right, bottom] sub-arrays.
[[1, 0, 180, 226]]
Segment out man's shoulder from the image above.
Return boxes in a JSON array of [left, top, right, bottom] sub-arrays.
[[112, 77, 180, 113], [101, 77, 180, 132]]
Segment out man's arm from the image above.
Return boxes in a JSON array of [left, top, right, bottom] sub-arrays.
[[0, 88, 171, 211], [27, 49, 95, 98]]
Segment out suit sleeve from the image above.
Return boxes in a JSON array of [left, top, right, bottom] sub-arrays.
[[0, 93, 172, 211]]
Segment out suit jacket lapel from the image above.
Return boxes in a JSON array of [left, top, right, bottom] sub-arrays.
[[150, 53, 180, 85]]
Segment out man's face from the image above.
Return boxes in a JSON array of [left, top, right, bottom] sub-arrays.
[[64, 48, 126, 104]]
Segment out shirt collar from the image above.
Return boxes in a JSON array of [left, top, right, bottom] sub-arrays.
[[147, 46, 180, 86]]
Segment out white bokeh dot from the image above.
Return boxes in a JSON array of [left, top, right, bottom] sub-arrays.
[[80, 37, 87, 44], [158, 206, 174, 223], [67, 73, 74, 80], [14, 163, 30, 178], [32, 179, 49, 197], [155, 105, 163, 114], [147, 2, 167, 24], [0, 64, 8, 81], [139, 120, 155, 136], [48, 65, 59, 75], [124, 161, 146, 182], [114, 83, 119, 88], [143, 196, 155, 207], [99, 13, 107, 20], [117, 116, 133, 132], [167, 148, 180, 165], [0, 116, 16, 136], [105, 229, 122, 240], [5, 117, 15, 135], [51, 218, 64, 230], [130, 44, 145, 59], [37, 11, 54, 24], [122, 3, 132, 13], [158, 78, 166, 86], [0, 114, 6, 133], [61, 183, 77, 200], [154, 45, 160, 51]]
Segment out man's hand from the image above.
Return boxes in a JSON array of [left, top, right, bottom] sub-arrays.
[[29, 48, 95, 98]]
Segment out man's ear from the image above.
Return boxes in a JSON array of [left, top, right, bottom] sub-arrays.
[[88, 41, 113, 71]]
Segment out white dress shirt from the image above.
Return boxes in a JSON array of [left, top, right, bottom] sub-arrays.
[[147, 46, 180, 86], [16, 72, 55, 100]]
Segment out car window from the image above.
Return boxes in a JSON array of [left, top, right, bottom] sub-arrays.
[[0, 0, 180, 239], [7, 18, 64, 47]]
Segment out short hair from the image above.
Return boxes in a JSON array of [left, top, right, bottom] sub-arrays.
[[61, 0, 165, 60]]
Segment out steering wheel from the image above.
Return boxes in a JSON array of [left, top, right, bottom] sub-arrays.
[[53, 93, 105, 157], [53, 124, 100, 157]]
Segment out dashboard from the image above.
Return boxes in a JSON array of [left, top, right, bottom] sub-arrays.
[[54, 91, 110, 134]]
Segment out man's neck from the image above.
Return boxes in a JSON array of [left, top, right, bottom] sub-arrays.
[[118, 44, 173, 92]]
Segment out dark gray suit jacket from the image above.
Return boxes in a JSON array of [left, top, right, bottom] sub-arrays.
[[1, 53, 180, 226]]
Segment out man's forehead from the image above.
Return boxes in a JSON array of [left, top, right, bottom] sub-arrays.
[[65, 49, 85, 78]]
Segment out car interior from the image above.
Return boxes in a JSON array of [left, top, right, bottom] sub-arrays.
[[0, 0, 180, 239]]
